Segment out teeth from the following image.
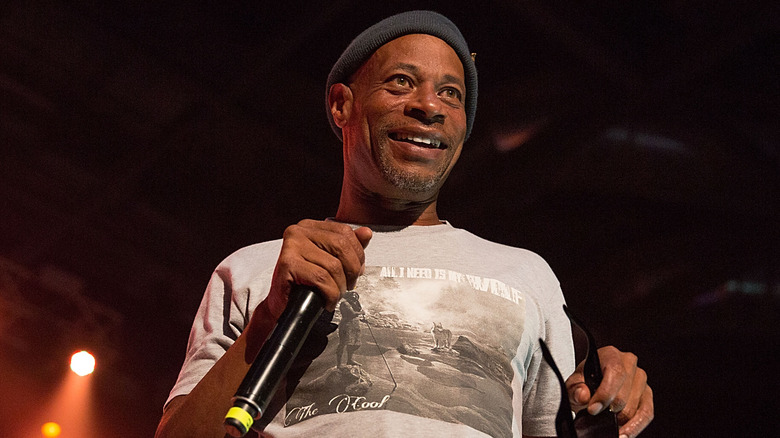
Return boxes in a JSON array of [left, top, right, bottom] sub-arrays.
[[395, 133, 442, 148]]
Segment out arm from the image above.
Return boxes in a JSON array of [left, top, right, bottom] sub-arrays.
[[156, 301, 276, 438], [155, 220, 372, 438], [566, 346, 655, 438]]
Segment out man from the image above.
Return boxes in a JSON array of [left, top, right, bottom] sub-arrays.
[[336, 291, 363, 368], [156, 11, 653, 438]]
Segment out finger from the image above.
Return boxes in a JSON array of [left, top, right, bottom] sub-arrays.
[[293, 261, 343, 312], [618, 386, 654, 438], [303, 220, 368, 257], [354, 226, 373, 249], [565, 376, 587, 408], [565, 362, 590, 411], [608, 354, 638, 414], [588, 347, 632, 415], [300, 242, 349, 295], [283, 224, 359, 289], [271, 244, 343, 314], [277, 246, 344, 310], [296, 222, 367, 289], [616, 367, 647, 425], [353, 227, 373, 277]]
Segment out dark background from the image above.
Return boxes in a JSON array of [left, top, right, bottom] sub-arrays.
[[1, 1, 778, 437]]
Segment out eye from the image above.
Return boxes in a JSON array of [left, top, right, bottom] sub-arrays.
[[440, 87, 463, 103], [392, 75, 411, 87]]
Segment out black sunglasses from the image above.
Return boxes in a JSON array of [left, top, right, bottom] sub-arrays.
[[539, 305, 619, 438]]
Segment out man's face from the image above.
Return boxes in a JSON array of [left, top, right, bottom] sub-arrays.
[[341, 34, 468, 199]]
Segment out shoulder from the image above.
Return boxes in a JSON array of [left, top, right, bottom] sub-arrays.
[[450, 226, 562, 297], [454, 226, 552, 267], [211, 239, 282, 287], [218, 239, 282, 268]]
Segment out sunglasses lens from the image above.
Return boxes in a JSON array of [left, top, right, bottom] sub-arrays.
[[574, 409, 619, 437]]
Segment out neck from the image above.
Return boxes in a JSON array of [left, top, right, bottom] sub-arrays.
[[334, 184, 443, 226]]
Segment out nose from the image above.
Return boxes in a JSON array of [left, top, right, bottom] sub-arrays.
[[404, 85, 445, 125]]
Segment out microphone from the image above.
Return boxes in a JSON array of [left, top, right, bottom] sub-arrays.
[[224, 285, 325, 437]]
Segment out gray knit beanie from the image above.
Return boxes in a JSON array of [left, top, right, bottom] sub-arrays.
[[326, 10, 478, 142]]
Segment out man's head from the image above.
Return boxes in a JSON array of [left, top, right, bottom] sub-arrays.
[[327, 11, 477, 206], [326, 10, 477, 142]]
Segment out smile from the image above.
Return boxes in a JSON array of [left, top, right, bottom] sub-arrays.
[[389, 132, 445, 149]]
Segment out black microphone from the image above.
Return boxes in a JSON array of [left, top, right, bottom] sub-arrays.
[[224, 285, 325, 437]]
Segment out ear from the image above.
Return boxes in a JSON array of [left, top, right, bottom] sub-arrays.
[[328, 83, 353, 129]]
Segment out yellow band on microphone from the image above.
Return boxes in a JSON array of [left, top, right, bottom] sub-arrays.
[[225, 407, 254, 432]]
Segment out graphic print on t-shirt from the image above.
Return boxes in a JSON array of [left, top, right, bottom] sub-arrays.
[[284, 265, 527, 438]]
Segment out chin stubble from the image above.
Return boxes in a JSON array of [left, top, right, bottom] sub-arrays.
[[377, 149, 444, 193]]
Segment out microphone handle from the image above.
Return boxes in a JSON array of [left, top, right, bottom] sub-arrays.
[[224, 285, 325, 437]]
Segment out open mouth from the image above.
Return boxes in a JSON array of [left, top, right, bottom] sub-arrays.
[[389, 132, 446, 149]]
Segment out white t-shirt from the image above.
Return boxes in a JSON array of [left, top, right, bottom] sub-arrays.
[[167, 222, 575, 437]]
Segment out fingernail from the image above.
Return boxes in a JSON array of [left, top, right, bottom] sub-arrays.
[[588, 402, 604, 415], [619, 435, 628, 438]]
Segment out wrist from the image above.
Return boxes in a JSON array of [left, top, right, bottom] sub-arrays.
[[245, 299, 280, 360]]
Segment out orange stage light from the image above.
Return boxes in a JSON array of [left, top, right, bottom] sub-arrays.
[[41, 421, 61, 437], [70, 351, 95, 376]]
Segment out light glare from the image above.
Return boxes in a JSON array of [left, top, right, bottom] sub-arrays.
[[41, 421, 62, 437], [70, 351, 95, 376]]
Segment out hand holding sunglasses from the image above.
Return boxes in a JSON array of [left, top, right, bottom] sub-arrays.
[[540, 305, 652, 438]]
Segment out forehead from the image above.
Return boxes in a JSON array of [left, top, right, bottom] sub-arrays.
[[355, 34, 465, 83]]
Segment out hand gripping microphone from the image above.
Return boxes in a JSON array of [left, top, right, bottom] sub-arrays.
[[224, 285, 325, 437]]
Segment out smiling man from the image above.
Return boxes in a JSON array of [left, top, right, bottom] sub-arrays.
[[156, 11, 653, 438], [331, 32, 468, 225]]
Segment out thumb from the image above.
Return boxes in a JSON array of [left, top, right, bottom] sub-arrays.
[[354, 226, 373, 248], [566, 369, 591, 410]]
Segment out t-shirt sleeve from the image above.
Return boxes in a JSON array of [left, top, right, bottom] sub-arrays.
[[163, 264, 248, 408], [163, 242, 281, 410], [520, 264, 575, 436]]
